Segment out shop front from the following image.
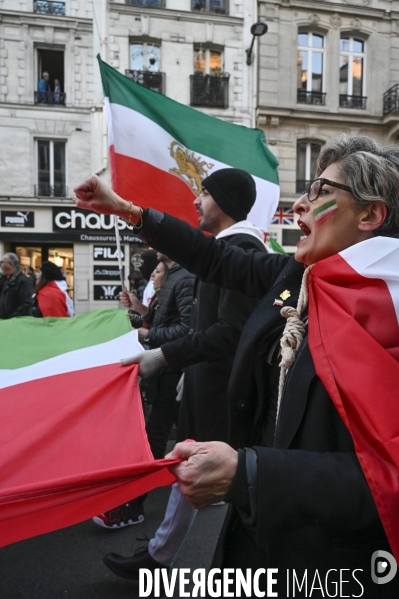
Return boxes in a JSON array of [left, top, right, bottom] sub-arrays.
[[0, 205, 147, 314]]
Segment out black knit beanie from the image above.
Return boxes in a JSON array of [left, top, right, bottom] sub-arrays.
[[201, 168, 256, 222], [41, 261, 63, 281]]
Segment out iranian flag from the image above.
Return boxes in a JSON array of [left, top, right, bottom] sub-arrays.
[[0, 310, 176, 548], [308, 236, 399, 560], [98, 57, 279, 231]]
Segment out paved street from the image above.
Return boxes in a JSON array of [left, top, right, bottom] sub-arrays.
[[0, 484, 227, 599]]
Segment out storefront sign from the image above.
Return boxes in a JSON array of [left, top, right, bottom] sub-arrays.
[[93, 245, 125, 261], [0, 232, 143, 243], [93, 265, 122, 281], [1, 210, 34, 228], [53, 208, 131, 232], [93, 284, 122, 301]]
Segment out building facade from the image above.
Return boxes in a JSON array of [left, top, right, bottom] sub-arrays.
[[258, 0, 399, 251], [0, 0, 258, 313]]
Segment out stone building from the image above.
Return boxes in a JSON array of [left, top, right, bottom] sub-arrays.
[[258, 0, 399, 251], [0, 0, 259, 314]]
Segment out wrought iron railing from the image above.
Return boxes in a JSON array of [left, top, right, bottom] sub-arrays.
[[34, 91, 66, 105], [34, 0, 66, 15], [297, 89, 326, 106], [35, 183, 68, 198], [383, 84, 399, 116], [190, 74, 229, 108], [296, 180, 312, 195], [125, 0, 166, 7], [339, 95, 367, 109], [191, 0, 229, 14], [125, 70, 165, 94]]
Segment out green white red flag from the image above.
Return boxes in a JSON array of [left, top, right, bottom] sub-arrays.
[[98, 57, 280, 231], [0, 310, 176, 548], [308, 236, 399, 560]]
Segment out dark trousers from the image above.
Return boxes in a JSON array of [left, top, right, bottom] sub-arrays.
[[146, 371, 181, 460]]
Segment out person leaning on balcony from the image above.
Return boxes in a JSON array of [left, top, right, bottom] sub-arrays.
[[53, 79, 62, 104], [38, 71, 51, 103]]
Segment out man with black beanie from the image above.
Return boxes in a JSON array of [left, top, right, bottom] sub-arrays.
[[102, 168, 268, 582]]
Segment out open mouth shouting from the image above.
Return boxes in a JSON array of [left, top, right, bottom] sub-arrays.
[[298, 219, 311, 241]]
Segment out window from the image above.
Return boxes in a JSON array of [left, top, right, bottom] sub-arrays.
[[192, 0, 228, 14], [34, 1, 65, 15], [297, 32, 325, 105], [36, 140, 67, 198], [194, 47, 223, 76], [339, 37, 366, 108], [296, 140, 322, 193], [36, 49, 65, 105], [191, 47, 229, 107], [126, 43, 165, 94]]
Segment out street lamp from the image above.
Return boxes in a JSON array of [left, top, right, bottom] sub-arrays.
[[246, 21, 268, 66]]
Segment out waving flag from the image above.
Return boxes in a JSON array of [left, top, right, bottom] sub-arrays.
[[98, 56, 279, 231], [0, 310, 176, 548], [308, 236, 399, 560]]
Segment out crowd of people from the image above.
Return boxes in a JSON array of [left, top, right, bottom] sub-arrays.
[[2, 132, 398, 597], [73, 134, 399, 598]]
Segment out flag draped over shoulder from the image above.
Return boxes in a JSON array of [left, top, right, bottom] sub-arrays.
[[98, 56, 280, 232], [308, 236, 399, 560], [0, 310, 176, 548]]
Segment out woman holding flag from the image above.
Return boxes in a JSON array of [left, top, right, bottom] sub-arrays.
[[75, 135, 399, 596]]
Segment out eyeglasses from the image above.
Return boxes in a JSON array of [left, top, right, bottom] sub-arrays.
[[304, 178, 353, 203]]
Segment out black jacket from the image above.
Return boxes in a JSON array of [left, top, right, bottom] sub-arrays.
[[0, 271, 33, 319], [145, 262, 194, 348], [139, 210, 398, 597], [161, 231, 267, 444]]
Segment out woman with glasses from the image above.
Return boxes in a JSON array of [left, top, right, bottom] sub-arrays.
[[74, 135, 399, 596]]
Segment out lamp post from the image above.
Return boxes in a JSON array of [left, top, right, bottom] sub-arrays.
[[246, 21, 268, 66]]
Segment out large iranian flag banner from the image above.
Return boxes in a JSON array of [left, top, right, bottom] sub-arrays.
[[0, 310, 176, 548], [98, 57, 279, 231]]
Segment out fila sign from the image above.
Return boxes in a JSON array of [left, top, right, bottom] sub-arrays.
[[93, 245, 125, 261], [53, 208, 130, 232]]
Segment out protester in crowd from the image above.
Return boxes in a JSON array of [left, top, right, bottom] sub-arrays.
[[26, 266, 36, 290], [139, 249, 158, 307], [0, 253, 33, 319], [53, 79, 61, 104], [93, 255, 194, 528], [37, 71, 51, 103], [128, 270, 147, 303], [102, 168, 268, 581], [75, 136, 399, 597], [32, 261, 74, 318], [127, 261, 166, 329]]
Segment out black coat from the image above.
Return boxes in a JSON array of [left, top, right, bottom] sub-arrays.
[[0, 271, 33, 319], [161, 232, 267, 444], [140, 210, 398, 597], [145, 263, 194, 348]]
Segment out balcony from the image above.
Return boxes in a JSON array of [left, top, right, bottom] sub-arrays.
[[296, 180, 312, 195], [383, 84, 399, 116], [339, 95, 367, 110], [125, 0, 166, 7], [34, 91, 66, 105], [297, 89, 326, 106], [34, 0, 66, 15], [125, 70, 165, 94], [35, 184, 68, 198], [191, 0, 229, 14], [190, 74, 229, 108]]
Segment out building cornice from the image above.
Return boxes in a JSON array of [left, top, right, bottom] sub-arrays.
[[257, 105, 392, 127], [259, 0, 399, 21], [109, 3, 243, 26], [0, 9, 92, 32]]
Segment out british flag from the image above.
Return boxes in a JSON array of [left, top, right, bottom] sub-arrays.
[[272, 207, 295, 225]]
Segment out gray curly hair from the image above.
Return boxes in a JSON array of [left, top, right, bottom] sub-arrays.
[[316, 135, 399, 238]]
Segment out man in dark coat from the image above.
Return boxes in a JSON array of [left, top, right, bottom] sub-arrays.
[[0, 253, 32, 319], [103, 168, 268, 580]]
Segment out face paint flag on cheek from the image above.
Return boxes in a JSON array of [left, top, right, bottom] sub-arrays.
[[313, 199, 339, 226]]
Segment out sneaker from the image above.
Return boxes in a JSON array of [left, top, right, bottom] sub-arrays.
[[104, 546, 169, 582], [93, 501, 145, 529]]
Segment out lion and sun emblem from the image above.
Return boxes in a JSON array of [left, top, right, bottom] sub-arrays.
[[169, 141, 214, 196]]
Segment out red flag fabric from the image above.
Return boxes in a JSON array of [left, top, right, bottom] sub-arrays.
[[0, 361, 177, 548], [36, 281, 69, 317], [308, 236, 399, 560]]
